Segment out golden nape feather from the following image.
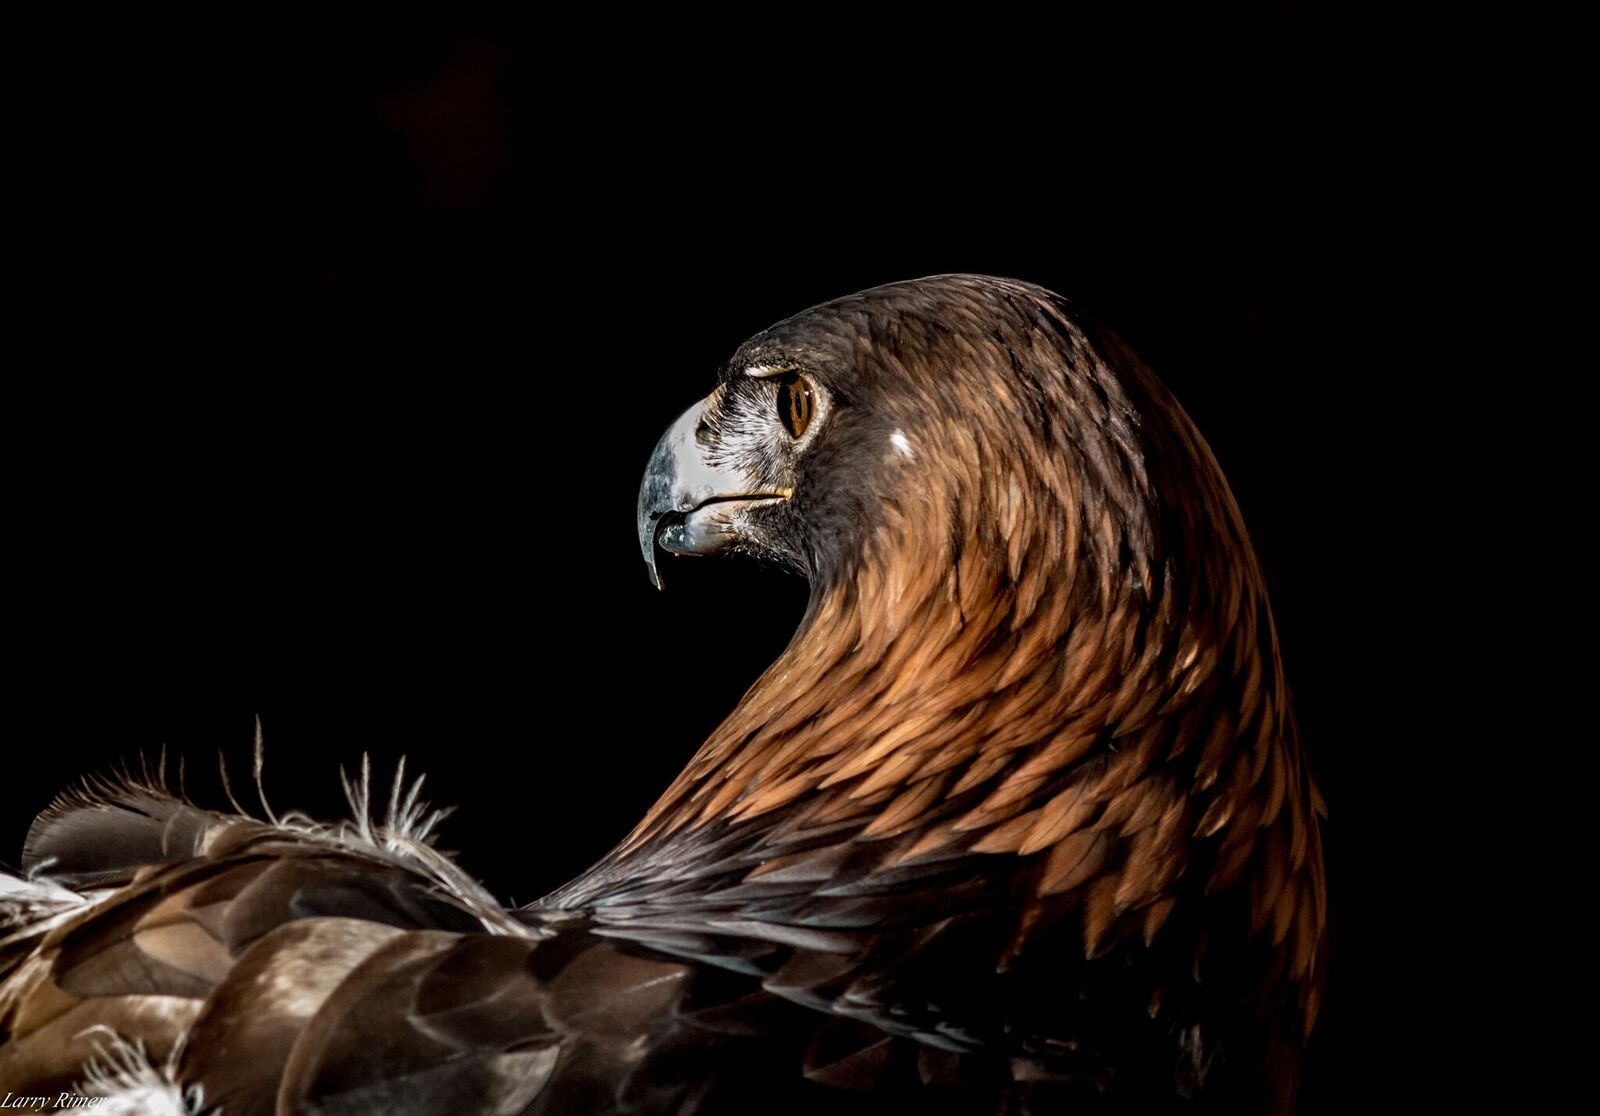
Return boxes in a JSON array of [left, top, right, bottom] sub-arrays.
[[1, 275, 1324, 1115]]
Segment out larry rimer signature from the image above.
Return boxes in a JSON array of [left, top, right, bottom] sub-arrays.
[[0, 1095, 105, 1110]]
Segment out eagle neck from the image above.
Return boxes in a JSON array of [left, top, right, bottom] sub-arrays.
[[617, 468, 1134, 853]]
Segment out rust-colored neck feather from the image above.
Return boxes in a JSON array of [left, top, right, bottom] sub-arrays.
[[633, 455, 1133, 848]]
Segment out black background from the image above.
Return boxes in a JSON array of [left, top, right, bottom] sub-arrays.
[[8, 5, 1485, 1111]]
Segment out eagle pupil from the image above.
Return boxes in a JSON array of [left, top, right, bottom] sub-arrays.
[[779, 374, 813, 439]]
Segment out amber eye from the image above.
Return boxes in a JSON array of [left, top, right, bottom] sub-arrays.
[[776, 373, 814, 439]]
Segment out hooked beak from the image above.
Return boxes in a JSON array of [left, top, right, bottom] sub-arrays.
[[637, 397, 791, 589]]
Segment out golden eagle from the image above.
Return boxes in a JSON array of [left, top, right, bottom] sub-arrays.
[[0, 275, 1325, 1114]]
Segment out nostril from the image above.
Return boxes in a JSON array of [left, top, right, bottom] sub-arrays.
[[695, 418, 712, 442], [654, 509, 685, 545]]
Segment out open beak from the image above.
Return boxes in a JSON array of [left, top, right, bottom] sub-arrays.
[[637, 397, 790, 589]]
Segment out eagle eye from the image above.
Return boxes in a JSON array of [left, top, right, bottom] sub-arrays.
[[777, 373, 814, 440]]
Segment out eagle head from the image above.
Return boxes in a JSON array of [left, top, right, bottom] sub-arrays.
[[640, 274, 1158, 609]]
